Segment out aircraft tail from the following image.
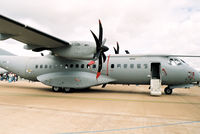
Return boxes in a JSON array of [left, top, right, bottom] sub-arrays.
[[0, 48, 15, 56]]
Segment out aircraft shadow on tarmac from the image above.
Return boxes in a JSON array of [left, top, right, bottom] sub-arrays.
[[42, 87, 188, 97], [74, 88, 149, 95], [71, 88, 190, 96], [0, 83, 189, 96]]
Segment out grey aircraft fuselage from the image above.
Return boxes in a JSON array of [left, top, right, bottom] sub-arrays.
[[1, 14, 200, 95], [0, 54, 199, 89]]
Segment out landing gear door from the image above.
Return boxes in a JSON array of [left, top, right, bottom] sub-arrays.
[[150, 63, 162, 96]]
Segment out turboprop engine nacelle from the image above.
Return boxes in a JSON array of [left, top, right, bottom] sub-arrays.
[[51, 41, 96, 60]]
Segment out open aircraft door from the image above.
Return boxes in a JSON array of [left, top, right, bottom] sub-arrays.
[[150, 63, 162, 96]]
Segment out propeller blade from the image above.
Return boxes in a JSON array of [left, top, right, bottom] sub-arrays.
[[90, 30, 101, 51], [88, 60, 95, 66], [116, 42, 119, 54], [96, 72, 101, 79], [102, 52, 106, 62], [113, 42, 119, 54], [88, 51, 101, 66], [89, 20, 109, 79], [99, 20, 103, 45], [96, 54, 102, 79], [125, 50, 130, 54], [102, 38, 106, 46], [113, 47, 117, 54], [98, 54, 102, 72]]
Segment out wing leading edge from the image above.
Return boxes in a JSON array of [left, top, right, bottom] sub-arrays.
[[0, 14, 70, 49], [110, 54, 200, 57]]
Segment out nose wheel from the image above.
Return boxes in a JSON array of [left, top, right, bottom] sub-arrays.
[[164, 87, 173, 95]]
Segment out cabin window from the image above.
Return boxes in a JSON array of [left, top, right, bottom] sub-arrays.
[[45, 65, 48, 68], [40, 65, 43, 69], [76, 64, 79, 68], [124, 64, 127, 68], [111, 64, 114, 68], [87, 64, 90, 69], [144, 64, 148, 69], [81, 64, 84, 68], [75, 43, 80, 46], [137, 64, 141, 69], [65, 64, 68, 69], [93, 64, 96, 68], [35, 65, 38, 69], [49, 65, 52, 69], [70, 64, 74, 68], [117, 64, 121, 68], [130, 64, 134, 68]]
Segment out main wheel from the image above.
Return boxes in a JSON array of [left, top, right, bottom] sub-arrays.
[[63, 88, 71, 93], [52, 86, 61, 92], [164, 87, 173, 95]]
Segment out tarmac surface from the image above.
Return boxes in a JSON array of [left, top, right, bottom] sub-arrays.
[[0, 81, 200, 134]]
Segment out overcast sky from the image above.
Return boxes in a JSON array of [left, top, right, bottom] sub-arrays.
[[0, 0, 200, 69]]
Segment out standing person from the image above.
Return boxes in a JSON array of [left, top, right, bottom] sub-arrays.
[[0, 74, 2, 81], [3, 73, 8, 81], [14, 74, 18, 82]]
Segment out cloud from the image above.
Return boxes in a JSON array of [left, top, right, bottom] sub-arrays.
[[0, 0, 200, 69]]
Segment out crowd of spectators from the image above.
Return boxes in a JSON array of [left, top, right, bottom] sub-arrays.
[[0, 72, 18, 82]]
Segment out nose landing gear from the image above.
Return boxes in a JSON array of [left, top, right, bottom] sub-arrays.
[[164, 87, 173, 95]]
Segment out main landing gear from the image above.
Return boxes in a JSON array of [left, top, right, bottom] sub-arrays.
[[52, 86, 71, 93], [164, 87, 173, 95]]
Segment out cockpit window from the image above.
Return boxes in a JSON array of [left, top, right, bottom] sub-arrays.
[[180, 59, 186, 63], [168, 58, 176, 66], [168, 58, 182, 66], [174, 59, 182, 65]]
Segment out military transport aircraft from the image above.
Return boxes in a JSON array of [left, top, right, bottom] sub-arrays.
[[0, 14, 200, 96]]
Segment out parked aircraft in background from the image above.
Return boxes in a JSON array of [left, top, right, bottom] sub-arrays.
[[0, 14, 200, 96]]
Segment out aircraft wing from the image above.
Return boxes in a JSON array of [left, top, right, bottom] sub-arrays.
[[112, 54, 200, 57], [0, 14, 70, 50]]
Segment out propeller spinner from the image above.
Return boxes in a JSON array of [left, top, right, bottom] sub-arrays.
[[88, 20, 109, 79]]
